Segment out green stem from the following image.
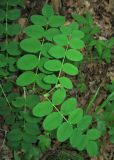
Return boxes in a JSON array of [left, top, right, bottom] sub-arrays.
[[45, 45, 69, 96], [46, 97, 69, 123], [33, 38, 45, 91], [45, 86, 56, 95], [23, 87, 27, 128], [23, 87, 27, 111], [56, 45, 69, 82]]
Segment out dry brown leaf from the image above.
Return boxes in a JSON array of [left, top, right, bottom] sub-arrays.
[[18, 18, 27, 29], [51, 0, 61, 14]]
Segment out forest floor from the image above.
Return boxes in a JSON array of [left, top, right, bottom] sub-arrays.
[[0, 0, 114, 159]]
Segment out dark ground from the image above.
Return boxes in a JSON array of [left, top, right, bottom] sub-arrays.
[[0, 0, 114, 159]]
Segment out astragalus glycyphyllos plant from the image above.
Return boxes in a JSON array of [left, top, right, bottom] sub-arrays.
[[96, 81, 114, 145], [72, 12, 114, 63], [16, 4, 101, 158], [0, 3, 101, 159], [0, 0, 24, 77]]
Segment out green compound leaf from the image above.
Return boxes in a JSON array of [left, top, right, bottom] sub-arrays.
[[44, 59, 62, 72], [107, 37, 114, 48], [16, 71, 36, 86], [48, 46, 65, 59], [41, 43, 53, 58], [71, 30, 84, 39], [24, 123, 40, 136], [38, 135, 51, 150], [57, 122, 73, 142], [77, 115, 92, 131], [19, 0, 25, 6], [81, 27, 91, 35], [49, 16, 65, 27], [7, 0, 20, 6], [22, 132, 38, 143], [86, 141, 98, 157], [87, 129, 101, 140], [0, 0, 7, 6], [7, 141, 20, 149], [43, 112, 63, 131], [9, 64, 16, 72], [45, 28, 60, 41], [2, 82, 13, 93], [60, 97, 77, 115], [72, 14, 87, 24], [31, 15, 47, 26], [70, 128, 88, 151], [20, 38, 41, 53], [59, 77, 73, 89], [8, 57, 16, 64], [7, 93, 19, 103], [76, 135, 88, 151], [21, 141, 33, 152], [66, 49, 83, 62], [7, 57, 16, 66], [12, 97, 25, 108], [7, 9, 21, 20], [5, 114, 15, 125], [25, 25, 44, 38], [42, 4, 54, 18], [7, 41, 21, 56], [0, 42, 6, 51], [43, 74, 58, 84], [33, 101, 53, 117], [0, 98, 7, 107], [91, 26, 100, 35], [38, 57, 52, 74], [53, 35, 68, 46], [96, 40, 105, 57], [62, 63, 79, 75], [69, 22, 79, 30], [60, 22, 79, 35], [0, 69, 9, 77], [0, 106, 11, 116], [60, 26, 72, 35], [22, 112, 39, 124], [25, 94, 39, 108], [0, 54, 7, 67], [17, 54, 38, 70], [7, 24, 21, 36], [36, 73, 51, 90], [7, 129, 22, 142], [68, 108, 83, 124], [69, 38, 85, 49], [52, 87, 66, 105], [0, 9, 5, 21]]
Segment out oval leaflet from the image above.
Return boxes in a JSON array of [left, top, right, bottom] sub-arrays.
[[43, 112, 63, 131], [33, 101, 53, 117]]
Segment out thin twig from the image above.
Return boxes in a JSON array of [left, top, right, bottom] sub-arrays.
[[0, 130, 7, 152], [0, 84, 12, 110], [45, 0, 49, 4]]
